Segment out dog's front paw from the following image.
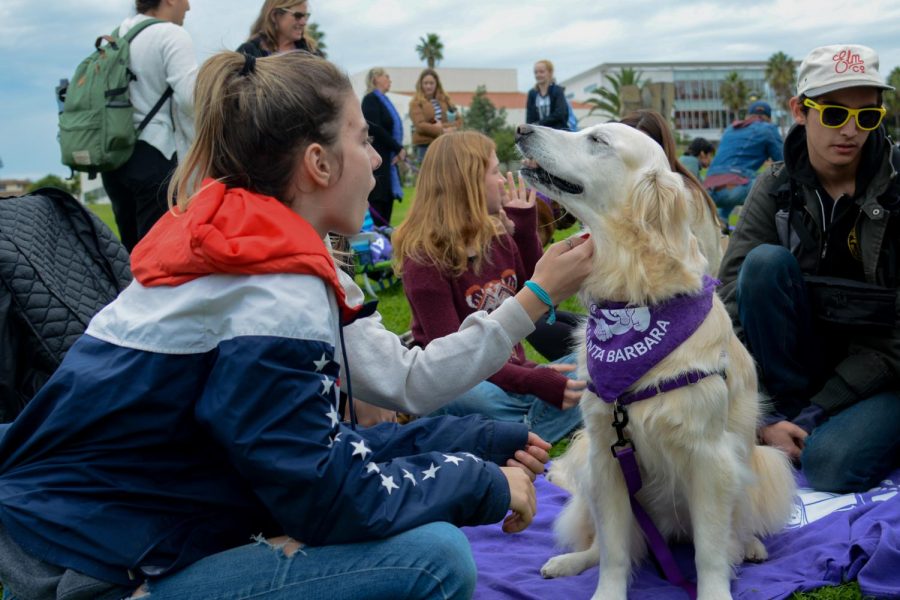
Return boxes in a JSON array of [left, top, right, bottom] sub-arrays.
[[541, 552, 593, 579], [743, 536, 768, 563]]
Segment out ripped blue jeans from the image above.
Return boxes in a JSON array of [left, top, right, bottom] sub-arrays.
[[122, 522, 475, 600], [0, 522, 477, 600]]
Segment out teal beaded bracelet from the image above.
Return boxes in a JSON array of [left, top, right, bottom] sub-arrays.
[[523, 280, 556, 325]]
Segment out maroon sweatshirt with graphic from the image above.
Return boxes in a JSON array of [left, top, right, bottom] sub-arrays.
[[402, 206, 567, 407]]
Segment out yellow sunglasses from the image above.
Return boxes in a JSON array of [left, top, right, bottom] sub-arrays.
[[802, 98, 886, 131]]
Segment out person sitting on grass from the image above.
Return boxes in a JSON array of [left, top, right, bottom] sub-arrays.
[[392, 131, 587, 444], [0, 51, 597, 600]]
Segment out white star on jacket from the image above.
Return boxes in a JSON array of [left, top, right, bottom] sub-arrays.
[[463, 452, 482, 463], [313, 353, 330, 372], [443, 454, 464, 466], [365, 462, 381, 474], [422, 463, 440, 479], [325, 406, 341, 428], [380, 474, 399, 495], [350, 439, 372, 460], [402, 469, 418, 486], [321, 376, 335, 396]]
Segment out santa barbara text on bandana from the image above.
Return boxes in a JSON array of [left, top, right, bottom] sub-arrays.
[[586, 275, 718, 402]]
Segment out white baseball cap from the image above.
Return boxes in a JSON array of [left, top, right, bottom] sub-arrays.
[[797, 44, 895, 97]]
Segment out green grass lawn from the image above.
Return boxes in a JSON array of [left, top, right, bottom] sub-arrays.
[[85, 192, 862, 600]]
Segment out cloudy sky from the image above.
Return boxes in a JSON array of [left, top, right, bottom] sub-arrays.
[[1, 0, 898, 180]]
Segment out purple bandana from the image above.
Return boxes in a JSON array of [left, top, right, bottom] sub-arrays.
[[586, 275, 719, 402]]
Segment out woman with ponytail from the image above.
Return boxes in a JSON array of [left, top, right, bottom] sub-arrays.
[[0, 50, 595, 600]]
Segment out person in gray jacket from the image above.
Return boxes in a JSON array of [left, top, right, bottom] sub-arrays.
[[718, 44, 900, 493]]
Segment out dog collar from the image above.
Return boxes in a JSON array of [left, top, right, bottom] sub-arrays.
[[585, 275, 719, 403]]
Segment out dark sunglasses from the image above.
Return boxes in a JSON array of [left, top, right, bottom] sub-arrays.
[[802, 98, 886, 131], [279, 8, 310, 19]]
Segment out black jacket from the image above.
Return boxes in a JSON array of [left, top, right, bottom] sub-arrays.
[[362, 91, 404, 205], [235, 36, 322, 58], [0, 188, 131, 420], [719, 125, 900, 416], [526, 84, 569, 130]]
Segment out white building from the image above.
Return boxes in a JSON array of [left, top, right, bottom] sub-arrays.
[[561, 61, 785, 141]]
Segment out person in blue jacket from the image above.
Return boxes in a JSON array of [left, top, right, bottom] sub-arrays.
[[705, 100, 784, 220], [0, 51, 596, 600]]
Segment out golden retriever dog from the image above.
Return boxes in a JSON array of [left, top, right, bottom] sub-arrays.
[[516, 123, 796, 600]]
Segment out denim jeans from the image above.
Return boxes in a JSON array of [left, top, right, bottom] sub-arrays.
[[709, 182, 751, 221], [0, 522, 476, 600], [736, 244, 900, 492], [430, 355, 582, 443]]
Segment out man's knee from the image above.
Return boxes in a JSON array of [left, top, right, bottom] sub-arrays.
[[802, 433, 866, 493]]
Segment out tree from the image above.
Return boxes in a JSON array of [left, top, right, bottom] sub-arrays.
[[305, 22, 326, 57], [585, 68, 645, 119], [27, 174, 80, 197], [720, 71, 750, 122], [465, 85, 507, 136], [884, 66, 900, 141], [416, 33, 443, 68], [765, 51, 796, 131]]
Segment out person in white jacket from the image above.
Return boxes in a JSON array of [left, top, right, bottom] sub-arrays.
[[101, 0, 198, 252]]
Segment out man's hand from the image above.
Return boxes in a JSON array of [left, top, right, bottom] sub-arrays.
[[759, 420, 808, 461]]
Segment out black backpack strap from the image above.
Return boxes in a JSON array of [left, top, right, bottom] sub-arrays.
[[137, 86, 174, 133]]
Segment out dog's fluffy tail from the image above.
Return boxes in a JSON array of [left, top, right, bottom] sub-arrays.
[[746, 445, 796, 535]]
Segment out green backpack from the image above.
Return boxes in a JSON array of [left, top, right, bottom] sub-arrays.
[[58, 18, 173, 178]]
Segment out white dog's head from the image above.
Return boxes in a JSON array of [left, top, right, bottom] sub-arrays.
[[517, 123, 704, 300], [517, 122, 686, 232]]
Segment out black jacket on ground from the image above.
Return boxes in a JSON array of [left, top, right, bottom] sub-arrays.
[[0, 188, 131, 421]]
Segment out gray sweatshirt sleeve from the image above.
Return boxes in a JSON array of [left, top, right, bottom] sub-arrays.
[[336, 269, 536, 414]]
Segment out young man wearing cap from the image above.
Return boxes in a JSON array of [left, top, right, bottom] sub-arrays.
[[705, 100, 784, 220], [718, 44, 900, 493]]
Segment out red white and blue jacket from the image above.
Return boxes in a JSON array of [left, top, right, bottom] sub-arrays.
[[0, 180, 525, 586]]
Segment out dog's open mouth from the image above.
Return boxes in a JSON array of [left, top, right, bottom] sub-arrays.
[[520, 164, 584, 196]]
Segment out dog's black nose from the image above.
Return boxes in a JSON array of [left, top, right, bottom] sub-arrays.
[[516, 124, 534, 141]]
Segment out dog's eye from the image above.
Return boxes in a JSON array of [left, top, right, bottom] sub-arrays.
[[589, 134, 604, 144]]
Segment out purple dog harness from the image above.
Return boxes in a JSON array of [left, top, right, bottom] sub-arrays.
[[585, 275, 723, 600]]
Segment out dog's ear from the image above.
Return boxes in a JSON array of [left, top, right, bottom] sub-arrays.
[[632, 168, 691, 254]]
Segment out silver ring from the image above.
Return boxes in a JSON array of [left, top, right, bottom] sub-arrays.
[[565, 238, 573, 249]]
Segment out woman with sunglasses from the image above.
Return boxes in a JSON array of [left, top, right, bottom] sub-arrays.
[[238, 0, 322, 57], [719, 44, 900, 494]]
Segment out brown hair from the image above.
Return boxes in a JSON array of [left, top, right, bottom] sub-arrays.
[[619, 109, 721, 226], [169, 51, 350, 210], [136, 0, 162, 12], [247, 0, 318, 54], [392, 131, 503, 276], [413, 68, 455, 111]]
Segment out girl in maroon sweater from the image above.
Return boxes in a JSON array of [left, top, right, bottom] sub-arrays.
[[392, 131, 584, 442]]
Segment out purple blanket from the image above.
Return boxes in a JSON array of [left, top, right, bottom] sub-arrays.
[[463, 469, 900, 599]]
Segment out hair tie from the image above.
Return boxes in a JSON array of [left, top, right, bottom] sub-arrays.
[[240, 54, 256, 76]]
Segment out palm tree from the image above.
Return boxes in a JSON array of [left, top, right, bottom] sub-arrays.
[[720, 71, 750, 123], [305, 22, 326, 57], [765, 51, 796, 130], [585, 68, 645, 119], [884, 66, 900, 141], [416, 33, 444, 68]]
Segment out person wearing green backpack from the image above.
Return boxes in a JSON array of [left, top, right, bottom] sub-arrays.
[[101, 0, 197, 252]]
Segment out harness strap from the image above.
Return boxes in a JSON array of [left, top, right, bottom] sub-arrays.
[[588, 369, 722, 405], [615, 446, 698, 600]]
